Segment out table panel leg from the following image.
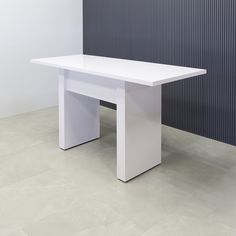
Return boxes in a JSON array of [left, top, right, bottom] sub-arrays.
[[59, 70, 100, 150], [117, 83, 162, 182]]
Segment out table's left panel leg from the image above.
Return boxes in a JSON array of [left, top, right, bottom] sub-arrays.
[[59, 70, 100, 150]]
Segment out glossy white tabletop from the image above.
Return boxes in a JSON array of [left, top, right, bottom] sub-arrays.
[[31, 54, 206, 86]]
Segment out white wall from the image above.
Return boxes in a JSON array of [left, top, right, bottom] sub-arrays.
[[0, 0, 83, 118]]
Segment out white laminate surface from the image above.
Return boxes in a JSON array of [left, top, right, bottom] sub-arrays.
[[31, 55, 206, 86]]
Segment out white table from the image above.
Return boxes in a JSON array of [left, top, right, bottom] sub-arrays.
[[31, 55, 206, 182]]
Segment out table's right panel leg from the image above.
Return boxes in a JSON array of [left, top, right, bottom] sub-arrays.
[[117, 83, 162, 182]]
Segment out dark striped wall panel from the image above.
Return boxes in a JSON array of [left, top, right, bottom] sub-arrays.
[[83, 0, 236, 145]]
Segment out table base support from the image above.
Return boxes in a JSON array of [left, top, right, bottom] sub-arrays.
[[58, 70, 161, 182]]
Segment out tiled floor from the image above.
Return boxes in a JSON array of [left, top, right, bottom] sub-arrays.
[[0, 107, 236, 236]]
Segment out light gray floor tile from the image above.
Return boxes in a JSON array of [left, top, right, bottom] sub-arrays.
[[0, 106, 236, 235]]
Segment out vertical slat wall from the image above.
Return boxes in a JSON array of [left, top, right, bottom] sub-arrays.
[[83, 0, 236, 145]]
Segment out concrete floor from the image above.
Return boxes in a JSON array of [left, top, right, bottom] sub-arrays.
[[0, 107, 236, 236]]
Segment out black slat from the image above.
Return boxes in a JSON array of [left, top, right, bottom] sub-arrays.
[[83, 0, 236, 145]]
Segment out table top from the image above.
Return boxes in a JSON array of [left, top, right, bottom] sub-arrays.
[[31, 54, 206, 86]]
